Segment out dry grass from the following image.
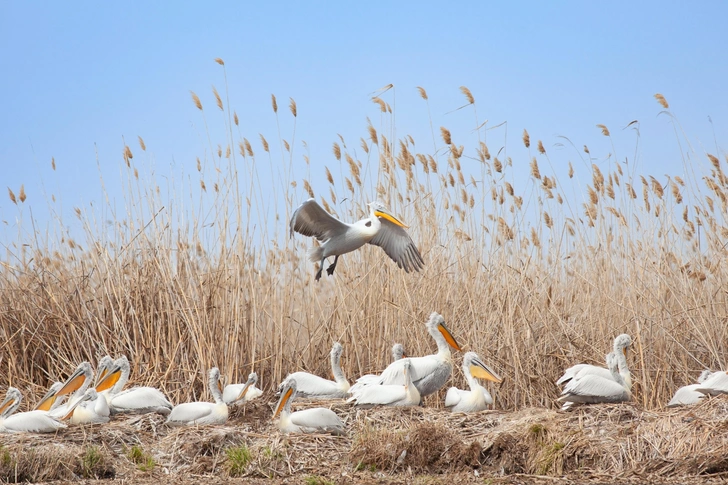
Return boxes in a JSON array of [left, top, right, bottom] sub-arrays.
[[1, 79, 727, 426]]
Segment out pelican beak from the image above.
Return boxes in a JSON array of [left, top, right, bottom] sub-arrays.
[[218, 379, 224, 395], [374, 209, 408, 228], [234, 381, 253, 403], [273, 386, 293, 419], [95, 365, 122, 392], [34, 387, 59, 411], [438, 322, 462, 351], [401, 351, 408, 358], [94, 367, 109, 387], [0, 395, 15, 415], [470, 358, 503, 383], [56, 368, 87, 397]]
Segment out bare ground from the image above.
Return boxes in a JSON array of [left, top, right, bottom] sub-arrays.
[[2, 395, 728, 484]]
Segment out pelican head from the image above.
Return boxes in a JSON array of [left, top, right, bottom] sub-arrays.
[[233, 372, 259, 403], [464, 352, 502, 383], [392, 343, 406, 361], [331, 342, 344, 359], [33, 381, 65, 411], [274, 379, 297, 419], [1, 387, 22, 417], [613, 334, 632, 357], [56, 362, 93, 397], [368, 201, 407, 228], [426, 312, 462, 352], [95, 363, 124, 393], [94, 356, 114, 387]]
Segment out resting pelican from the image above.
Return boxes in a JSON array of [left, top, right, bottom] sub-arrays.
[[274, 378, 345, 435], [70, 388, 110, 424], [0, 387, 92, 433], [695, 370, 728, 396], [93, 355, 114, 387], [347, 358, 420, 407], [667, 370, 715, 407], [166, 368, 227, 426], [445, 352, 503, 412], [98, 355, 173, 415], [278, 342, 350, 399], [352, 343, 408, 389], [223, 372, 263, 405], [290, 198, 424, 281], [557, 352, 631, 405], [48, 362, 94, 419], [557, 334, 633, 387], [350, 312, 461, 397], [33, 382, 66, 412]]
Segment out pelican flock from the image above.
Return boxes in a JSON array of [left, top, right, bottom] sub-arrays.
[[290, 199, 424, 281]]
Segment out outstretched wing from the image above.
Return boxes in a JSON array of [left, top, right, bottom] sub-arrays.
[[290, 199, 349, 243], [368, 218, 424, 272]]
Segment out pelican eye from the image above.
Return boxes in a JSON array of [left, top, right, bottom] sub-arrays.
[[365, 221, 372, 227]]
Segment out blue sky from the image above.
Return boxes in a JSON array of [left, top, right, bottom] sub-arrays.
[[1, 2, 726, 250]]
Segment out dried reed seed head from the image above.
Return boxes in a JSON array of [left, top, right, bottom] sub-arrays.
[[217, 145, 222, 158], [458, 171, 465, 185], [269, 94, 278, 114], [190, 91, 203, 110], [212, 86, 223, 110], [225, 145, 231, 158], [325, 167, 334, 185], [493, 157, 502, 173], [416, 86, 428, 100], [622, 183, 633, 199], [583, 145, 590, 154], [592, 164, 604, 191], [588, 186, 599, 205], [530, 158, 541, 180], [289, 98, 297, 117], [137, 136, 146, 151], [522, 129, 531, 148], [51, 157, 56, 170], [244, 139, 254, 157], [482, 142, 491, 161], [654, 93, 669, 109], [440, 127, 452, 145], [651, 177, 664, 198], [196, 158, 201, 171], [537, 140, 545, 154], [597, 124, 610, 136], [504, 181, 514, 196], [567, 161, 574, 179], [372, 97, 386, 112], [201, 180, 206, 191], [606, 183, 615, 200], [214, 57, 225, 65], [233, 111, 239, 126], [708, 154, 720, 170], [448, 173, 455, 187], [543, 212, 552, 228], [7, 187, 16, 204], [303, 180, 314, 198], [368, 125, 378, 145], [283, 140, 290, 152], [332, 143, 341, 161], [329, 187, 337, 204], [557, 193, 563, 204], [460, 86, 474, 104], [531, 227, 541, 246], [260, 134, 269, 152], [469, 193, 475, 208], [429, 155, 438, 173], [671, 183, 683, 204]]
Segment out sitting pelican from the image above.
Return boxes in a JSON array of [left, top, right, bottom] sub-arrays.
[[166, 368, 227, 426], [695, 370, 728, 396], [274, 378, 345, 435], [277, 342, 349, 399], [352, 343, 408, 389], [557, 352, 631, 405], [48, 362, 94, 419], [223, 372, 263, 405], [350, 312, 461, 397], [33, 382, 66, 412], [1, 387, 93, 433], [290, 198, 424, 281], [347, 359, 420, 407], [668, 370, 715, 407], [557, 334, 633, 387], [70, 388, 110, 424], [445, 352, 503, 412], [98, 355, 173, 415]]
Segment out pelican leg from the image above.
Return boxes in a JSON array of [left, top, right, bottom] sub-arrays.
[[315, 263, 324, 281], [326, 256, 339, 276]]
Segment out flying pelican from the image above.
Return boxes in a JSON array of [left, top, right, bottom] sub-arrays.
[[557, 352, 631, 406], [0, 387, 93, 433], [557, 334, 633, 387], [352, 343, 408, 389], [695, 370, 728, 396], [48, 362, 94, 419], [277, 342, 350, 399], [274, 378, 345, 435], [350, 312, 461, 397], [445, 352, 503, 412], [97, 355, 173, 415], [70, 388, 110, 424], [33, 382, 66, 412], [166, 368, 227, 426], [667, 370, 715, 407], [347, 358, 420, 407], [290, 198, 424, 281], [223, 372, 263, 405]]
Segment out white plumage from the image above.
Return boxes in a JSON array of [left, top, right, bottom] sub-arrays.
[[166, 368, 228, 426], [558, 352, 631, 405], [97, 355, 173, 415], [223, 372, 263, 405], [445, 352, 502, 413], [274, 379, 345, 435], [347, 358, 420, 407], [667, 370, 715, 407], [278, 342, 350, 399]]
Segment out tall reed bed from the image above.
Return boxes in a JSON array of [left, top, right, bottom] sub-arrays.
[[2, 63, 726, 410]]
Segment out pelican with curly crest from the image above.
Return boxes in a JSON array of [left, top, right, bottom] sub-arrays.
[[277, 342, 350, 399], [557, 352, 631, 406], [274, 378, 345, 435], [96, 355, 173, 415], [445, 352, 503, 412]]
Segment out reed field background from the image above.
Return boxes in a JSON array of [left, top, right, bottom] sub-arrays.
[[1, 66, 727, 412]]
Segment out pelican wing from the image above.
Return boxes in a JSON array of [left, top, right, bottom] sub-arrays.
[[378, 355, 449, 396], [559, 375, 630, 403], [348, 383, 407, 406], [167, 402, 215, 424], [667, 384, 705, 407], [290, 199, 348, 242], [368, 218, 424, 272], [444, 387, 464, 408], [557, 363, 608, 385], [695, 371, 728, 396], [290, 408, 344, 434], [110, 387, 173, 415], [1, 410, 67, 433], [279, 372, 346, 399]]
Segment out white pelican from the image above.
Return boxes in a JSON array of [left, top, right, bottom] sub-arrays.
[[223, 372, 263, 405], [667, 370, 715, 407], [290, 198, 424, 281], [166, 368, 227, 426], [445, 352, 503, 412], [278, 342, 350, 399], [352, 343, 408, 389], [70, 388, 110, 424], [557, 352, 631, 406], [93, 355, 114, 387], [48, 362, 94, 419], [0, 387, 92, 433], [347, 358, 420, 407], [274, 378, 345, 435], [98, 355, 173, 415], [557, 334, 633, 387], [695, 370, 728, 396], [350, 312, 461, 398], [33, 381, 66, 412]]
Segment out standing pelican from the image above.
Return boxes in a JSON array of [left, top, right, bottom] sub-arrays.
[[695, 371, 728, 396], [290, 198, 424, 281], [557, 353, 631, 405], [48, 362, 94, 419], [166, 368, 227, 426], [445, 352, 503, 412], [0, 387, 92, 433], [277, 343, 350, 399], [274, 379, 345, 435], [557, 334, 633, 387], [350, 312, 461, 397], [223, 372, 263, 405], [98, 355, 173, 415], [347, 359, 420, 407], [668, 370, 715, 407]]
